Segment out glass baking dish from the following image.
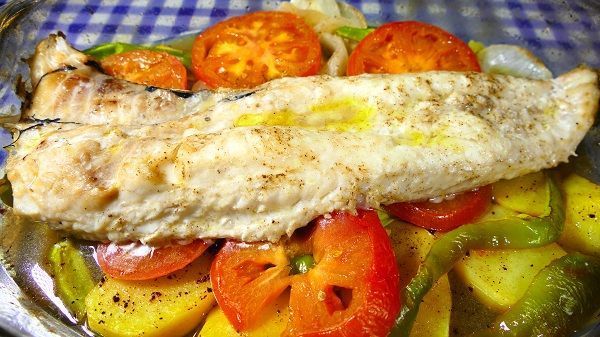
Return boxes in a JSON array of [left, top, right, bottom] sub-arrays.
[[0, 0, 599, 336]]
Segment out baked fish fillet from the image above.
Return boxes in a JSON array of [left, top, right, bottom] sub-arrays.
[[25, 34, 215, 125], [6, 66, 598, 244]]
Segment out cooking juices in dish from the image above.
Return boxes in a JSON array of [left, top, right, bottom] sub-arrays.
[[1, 0, 600, 336]]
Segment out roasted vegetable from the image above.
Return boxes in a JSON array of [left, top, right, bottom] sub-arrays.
[[391, 174, 565, 336], [85, 254, 215, 337], [199, 294, 290, 337], [560, 174, 600, 256], [410, 275, 451, 337], [388, 220, 452, 337], [335, 26, 374, 41], [475, 44, 552, 80], [84, 42, 191, 68], [492, 171, 549, 217], [459, 174, 565, 311], [201, 220, 451, 337], [455, 242, 566, 311], [474, 253, 600, 337], [48, 240, 95, 321]]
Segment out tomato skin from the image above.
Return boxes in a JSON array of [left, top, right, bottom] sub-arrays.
[[385, 185, 492, 232], [101, 49, 188, 90], [288, 210, 401, 337], [97, 240, 210, 280], [347, 21, 480, 75], [191, 11, 322, 89], [210, 242, 291, 329], [211, 209, 400, 336]]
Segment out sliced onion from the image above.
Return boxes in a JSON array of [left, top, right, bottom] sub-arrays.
[[319, 33, 348, 76], [290, 0, 341, 17], [279, 0, 366, 34], [278, 0, 365, 75], [476, 44, 552, 80], [336, 1, 368, 28]]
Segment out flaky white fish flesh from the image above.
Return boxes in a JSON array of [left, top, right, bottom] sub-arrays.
[[5, 37, 599, 244]]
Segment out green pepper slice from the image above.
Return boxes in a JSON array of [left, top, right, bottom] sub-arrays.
[[335, 26, 375, 41], [48, 240, 96, 321], [474, 253, 600, 337], [391, 173, 565, 336]]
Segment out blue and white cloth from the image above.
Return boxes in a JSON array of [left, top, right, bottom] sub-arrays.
[[29, 0, 600, 69]]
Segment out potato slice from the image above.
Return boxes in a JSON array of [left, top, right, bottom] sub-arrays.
[[492, 171, 549, 217], [85, 255, 215, 337], [455, 243, 566, 312], [200, 292, 290, 337], [388, 220, 436, 288], [476, 203, 519, 222], [410, 275, 451, 337], [388, 221, 452, 337], [560, 174, 600, 256]]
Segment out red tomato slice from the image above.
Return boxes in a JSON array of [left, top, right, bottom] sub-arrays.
[[97, 240, 210, 280], [384, 185, 492, 232], [101, 49, 188, 90], [211, 209, 400, 336], [347, 21, 480, 75], [191, 11, 321, 89]]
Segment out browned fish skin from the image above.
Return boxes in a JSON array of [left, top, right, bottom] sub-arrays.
[[27, 67, 203, 125], [26, 34, 215, 125]]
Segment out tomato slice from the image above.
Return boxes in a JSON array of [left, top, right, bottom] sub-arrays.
[[211, 209, 400, 336], [347, 21, 480, 75], [191, 11, 321, 89], [101, 49, 188, 90], [384, 185, 492, 232], [97, 240, 210, 280]]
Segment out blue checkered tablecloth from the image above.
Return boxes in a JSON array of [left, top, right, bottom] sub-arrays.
[[0, 0, 599, 117], [27, 0, 600, 67]]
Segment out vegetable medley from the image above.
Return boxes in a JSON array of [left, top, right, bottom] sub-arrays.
[[27, 0, 600, 336]]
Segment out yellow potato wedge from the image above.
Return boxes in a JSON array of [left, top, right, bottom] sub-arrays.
[[85, 255, 215, 337], [560, 174, 600, 256], [200, 293, 289, 337], [492, 171, 549, 217], [455, 243, 566, 312], [410, 275, 451, 337]]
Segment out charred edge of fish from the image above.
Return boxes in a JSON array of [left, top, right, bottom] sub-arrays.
[[3, 123, 39, 148], [143, 86, 196, 99], [32, 65, 78, 94], [220, 91, 256, 102], [26, 117, 63, 124], [2, 117, 81, 149], [172, 90, 195, 98], [84, 59, 104, 73], [26, 117, 83, 127]]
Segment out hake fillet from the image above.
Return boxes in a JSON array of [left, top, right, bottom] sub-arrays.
[[5, 42, 599, 243], [25, 35, 214, 125]]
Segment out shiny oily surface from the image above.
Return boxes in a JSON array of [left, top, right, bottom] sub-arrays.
[[1, 1, 600, 337]]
